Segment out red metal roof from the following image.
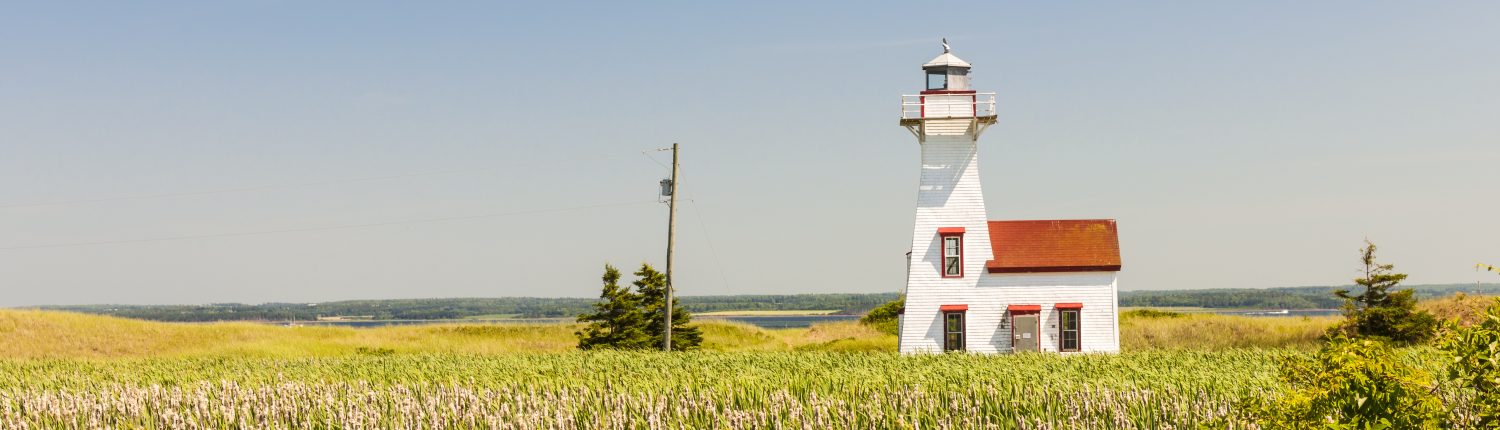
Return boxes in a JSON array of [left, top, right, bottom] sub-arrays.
[[1008, 304, 1041, 312], [936, 227, 966, 235], [986, 220, 1121, 273], [938, 304, 968, 312], [1055, 302, 1084, 309]]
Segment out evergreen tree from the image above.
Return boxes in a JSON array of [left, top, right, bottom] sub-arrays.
[[633, 263, 702, 350], [1330, 240, 1437, 344], [575, 265, 653, 350]]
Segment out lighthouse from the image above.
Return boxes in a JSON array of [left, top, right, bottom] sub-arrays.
[[898, 43, 1123, 354]]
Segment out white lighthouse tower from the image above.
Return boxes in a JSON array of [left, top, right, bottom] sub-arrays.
[[898, 42, 1123, 354]]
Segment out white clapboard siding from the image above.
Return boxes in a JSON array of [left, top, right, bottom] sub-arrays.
[[900, 123, 992, 353], [901, 272, 1120, 354], [921, 94, 977, 120]]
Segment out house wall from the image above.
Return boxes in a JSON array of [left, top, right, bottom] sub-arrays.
[[901, 271, 1120, 354]]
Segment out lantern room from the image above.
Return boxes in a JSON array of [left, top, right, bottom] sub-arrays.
[[899, 40, 997, 139], [923, 47, 972, 92]]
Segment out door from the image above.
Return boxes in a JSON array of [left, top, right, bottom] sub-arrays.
[[1013, 314, 1039, 352]]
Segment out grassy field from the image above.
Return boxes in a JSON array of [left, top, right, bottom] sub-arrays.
[[0, 308, 1337, 360], [0, 348, 1304, 428], [0, 310, 896, 359], [1120, 310, 1338, 351], [5, 302, 1477, 428]]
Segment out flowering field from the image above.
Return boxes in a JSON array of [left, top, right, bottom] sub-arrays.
[[0, 350, 1294, 429]]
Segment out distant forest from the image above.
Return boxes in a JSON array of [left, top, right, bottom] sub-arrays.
[[24, 283, 1500, 322], [1119, 283, 1500, 310], [33, 293, 903, 322]]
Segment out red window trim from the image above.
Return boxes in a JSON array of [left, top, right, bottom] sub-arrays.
[[1054, 303, 1084, 310], [939, 228, 964, 278], [942, 310, 966, 352], [1007, 304, 1041, 312], [1058, 308, 1082, 352], [938, 304, 968, 312]]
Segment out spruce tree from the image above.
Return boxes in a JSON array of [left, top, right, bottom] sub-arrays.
[[575, 264, 653, 350], [1331, 240, 1437, 344], [633, 263, 702, 350]]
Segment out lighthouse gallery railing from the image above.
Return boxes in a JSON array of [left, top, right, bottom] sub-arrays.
[[900, 92, 997, 120]]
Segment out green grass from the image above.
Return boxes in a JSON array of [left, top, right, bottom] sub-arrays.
[[0, 308, 1446, 428], [0, 350, 1301, 428]]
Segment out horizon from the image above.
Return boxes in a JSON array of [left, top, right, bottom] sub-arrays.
[[3, 2, 1497, 306], [17, 281, 1500, 308]]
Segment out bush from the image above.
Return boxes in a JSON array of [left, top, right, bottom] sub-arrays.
[[1440, 297, 1500, 427], [1248, 337, 1443, 429], [859, 297, 903, 335]]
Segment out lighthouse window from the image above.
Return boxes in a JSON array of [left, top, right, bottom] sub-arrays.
[[927, 71, 947, 90], [943, 311, 965, 352], [942, 236, 962, 277], [1059, 310, 1081, 352]]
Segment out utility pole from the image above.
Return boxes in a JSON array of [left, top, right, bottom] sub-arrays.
[[663, 143, 679, 351]]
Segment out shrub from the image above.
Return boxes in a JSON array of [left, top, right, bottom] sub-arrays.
[[1248, 337, 1444, 429], [859, 297, 903, 335], [1439, 297, 1500, 427]]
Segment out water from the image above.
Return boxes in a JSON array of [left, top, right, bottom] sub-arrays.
[[275, 315, 860, 329], [270, 310, 1329, 330], [1210, 309, 1341, 317], [699, 315, 860, 328]]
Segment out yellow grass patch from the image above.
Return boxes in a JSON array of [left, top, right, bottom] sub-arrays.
[[0, 310, 894, 360], [1418, 293, 1497, 326], [1121, 311, 1336, 351]]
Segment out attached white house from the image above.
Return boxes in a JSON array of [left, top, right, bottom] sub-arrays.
[[897, 45, 1123, 354]]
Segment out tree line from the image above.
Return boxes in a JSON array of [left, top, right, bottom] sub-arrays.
[[33, 293, 902, 322], [1120, 283, 1500, 310]]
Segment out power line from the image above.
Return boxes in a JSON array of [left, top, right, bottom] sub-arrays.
[[0, 201, 656, 251], [639, 150, 672, 171], [675, 161, 731, 291], [688, 198, 732, 292]]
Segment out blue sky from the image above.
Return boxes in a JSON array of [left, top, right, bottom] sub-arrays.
[[1, 1, 1497, 305]]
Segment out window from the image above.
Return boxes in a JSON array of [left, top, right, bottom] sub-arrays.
[[926, 71, 947, 90], [943, 311, 965, 351], [1059, 310, 1080, 352], [942, 236, 962, 277]]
